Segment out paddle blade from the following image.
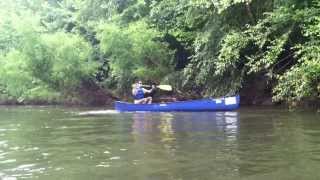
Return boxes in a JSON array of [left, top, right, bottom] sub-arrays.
[[157, 85, 172, 91]]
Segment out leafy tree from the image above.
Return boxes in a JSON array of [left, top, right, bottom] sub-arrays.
[[97, 21, 174, 95], [183, 0, 319, 104], [0, 0, 318, 105]]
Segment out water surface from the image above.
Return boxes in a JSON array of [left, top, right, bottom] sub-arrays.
[[0, 106, 319, 180]]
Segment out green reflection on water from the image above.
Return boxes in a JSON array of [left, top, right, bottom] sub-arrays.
[[0, 106, 319, 180]]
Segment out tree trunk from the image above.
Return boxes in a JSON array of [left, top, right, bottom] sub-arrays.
[[245, 0, 255, 24]]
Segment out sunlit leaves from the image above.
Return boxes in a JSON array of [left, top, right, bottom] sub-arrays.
[[0, 0, 319, 104], [273, 10, 320, 102], [216, 31, 249, 75], [97, 21, 174, 94], [273, 59, 320, 102], [40, 32, 98, 91], [0, 7, 98, 101]]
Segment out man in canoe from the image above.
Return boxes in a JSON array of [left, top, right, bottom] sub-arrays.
[[132, 80, 156, 104]]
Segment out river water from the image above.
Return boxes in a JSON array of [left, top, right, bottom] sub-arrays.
[[0, 106, 319, 180]]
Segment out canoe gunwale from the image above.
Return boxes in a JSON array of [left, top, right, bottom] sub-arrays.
[[115, 95, 240, 112]]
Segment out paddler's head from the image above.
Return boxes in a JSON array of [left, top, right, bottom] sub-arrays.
[[136, 80, 142, 88]]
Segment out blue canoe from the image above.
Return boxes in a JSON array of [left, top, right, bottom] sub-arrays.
[[115, 95, 240, 112]]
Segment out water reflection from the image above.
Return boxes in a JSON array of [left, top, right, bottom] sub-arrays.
[[131, 112, 240, 179], [236, 109, 320, 178], [131, 112, 239, 145], [1, 106, 319, 180]]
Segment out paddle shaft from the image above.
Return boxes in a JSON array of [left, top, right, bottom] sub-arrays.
[[142, 85, 172, 91], [132, 84, 172, 91]]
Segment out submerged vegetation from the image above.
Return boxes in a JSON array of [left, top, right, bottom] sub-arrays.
[[0, 0, 318, 106]]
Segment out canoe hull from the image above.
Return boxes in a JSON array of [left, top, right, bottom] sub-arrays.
[[115, 95, 240, 112]]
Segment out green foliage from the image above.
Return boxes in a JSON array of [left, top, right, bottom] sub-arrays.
[[273, 8, 320, 102], [97, 21, 174, 95], [0, 50, 61, 104], [273, 60, 320, 102], [0, 51, 33, 98], [120, 0, 149, 24], [0, 6, 98, 103], [40, 32, 98, 91], [216, 31, 249, 75], [0, 0, 319, 105], [183, 0, 320, 103], [0, 21, 21, 54]]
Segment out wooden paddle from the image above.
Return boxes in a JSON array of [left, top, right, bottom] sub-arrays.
[[132, 84, 173, 91], [153, 85, 172, 91]]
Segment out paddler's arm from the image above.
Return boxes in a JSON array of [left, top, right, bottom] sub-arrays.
[[142, 85, 156, 94], [132, 87, 137, 95]]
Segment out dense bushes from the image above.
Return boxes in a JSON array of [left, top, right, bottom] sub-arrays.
[[0, 0, 318, 106], [97, 21, 174, 95], [183, 0, 319, 104], [0, 10, 98, 104]]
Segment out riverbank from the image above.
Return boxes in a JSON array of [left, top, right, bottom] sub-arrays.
[[0, 92, 318, 110], [0, 86, 119, 106]]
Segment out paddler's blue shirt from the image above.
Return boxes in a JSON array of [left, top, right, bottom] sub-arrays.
[[133, 87, 144, 100]]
